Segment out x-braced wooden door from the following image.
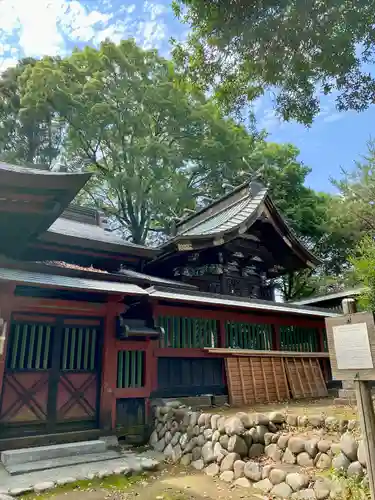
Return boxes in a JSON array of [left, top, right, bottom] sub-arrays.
[[0, 314, 102, 438]]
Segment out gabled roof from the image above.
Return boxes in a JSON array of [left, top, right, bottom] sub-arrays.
[[291, 287, 366, 306], [159, 181, 320, 270], [0, 162, 91, 257]]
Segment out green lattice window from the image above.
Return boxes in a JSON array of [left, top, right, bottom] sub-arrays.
[[117, 350, 145, 388], [280, 325, 319, 352], [225, 321, 272, 350], [157, 316, 218, 348], [7, 322, 53, 370]]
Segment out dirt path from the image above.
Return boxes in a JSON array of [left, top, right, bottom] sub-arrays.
[[38, 466, 263, 500]]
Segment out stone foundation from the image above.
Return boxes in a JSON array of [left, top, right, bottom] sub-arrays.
[[150, 402, 365, 499]]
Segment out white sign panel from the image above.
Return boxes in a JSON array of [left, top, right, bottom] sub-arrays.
[[332, 322, 373, 370]]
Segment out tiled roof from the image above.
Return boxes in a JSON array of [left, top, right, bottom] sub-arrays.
[[178, 187, 267, 237]]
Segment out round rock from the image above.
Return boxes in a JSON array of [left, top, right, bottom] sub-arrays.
[[244, 461, 262, 482], [297, 452, 314, 467], [220, 452, 240, 472], [191, 459, 204, 470], [282, 448, 296, 464], [269, 468, 287, 485], [332, 452, 351, 472], [253, 478, 273, 494], [248, 443, 264, 457], [271, 482, 292, 498], [347, 461, 364, 478], [288, 437, 306, 454], [269, 411, 285, 424], [234, 477, 251, 488], [316, 452, 332, 470], [286, 472, 309, 492], [233, 459, 245, 479], [228, 435, 248, 457], [225, 416, 245, 436], [204, 463, 220, 477], [340, 432, 358, 461], [220, 470, 234, 483]]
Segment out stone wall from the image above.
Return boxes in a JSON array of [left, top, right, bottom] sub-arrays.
[[150, 403, 367, 499]]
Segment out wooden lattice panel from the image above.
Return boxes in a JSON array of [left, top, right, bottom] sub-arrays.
[[285, 357, 328, 398], [225, 356, 290, 406]]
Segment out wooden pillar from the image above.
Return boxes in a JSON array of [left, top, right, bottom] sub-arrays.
[[318, 326, 326, 352], [0, 284, 15, 395], [150, 300, 159, 393], [219, 318, 226, 348], [100, 296, 124, 432]]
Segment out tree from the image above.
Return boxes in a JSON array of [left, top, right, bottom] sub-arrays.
[[21, 40, 263, 244], [172, 0, 375, 124], [350, 236, 375, 311], [0, 58, 63, 167]]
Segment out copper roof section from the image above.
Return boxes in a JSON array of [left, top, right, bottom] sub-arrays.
[[0, 162, 91, 257]]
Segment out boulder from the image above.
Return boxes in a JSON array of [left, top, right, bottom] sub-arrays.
[[347, 461, 364, 478], [253, 478, 273, 494], [217, 416, 226, 434], [269, 468, 287, 485], [243, 430, 253, 448], [244, 461, 262, 482], [269, 411, 286, 424], [268, 422, 278, 433], [332, 452, 351, 472], [255, 413, 269, 425], [154, 438, 166, 452], [297, 416, 308, 427], [262, 464, 274, 479], [184, 437, 198, 453], [248, 443, 264, 457], [150, 430, 159, 447], [297, 452, 314, 467], [330, 443, 341, 456], [313, 478, 332, 500], [164, 431, 172, 444], [233, 460, 245, 479], [340, 432, 358, 461], [225, 416, 245, 436], [255, 424, 269, 444], [192, 446, 201, 461], [189, 412, 199, 427], [278, 433, 292, 450], [201, 441, 215, 464], [286, 414, 298, 426], [204, 463, 220, 477], [203, 428, 213, 440], [220, 452, 239, 472], [236, 412, 252, 428], [211, 414, 221, 430], [191, 459, 204, 470], [282, 448, 296, 464], [271, 482, 293, 498], [316, 453, 332, 470], [213, 442, 226, 461], [305, 439, 319, 458], [264, 432, 274, 446], [228, 435, 248, 457], [317, 440, 331, 453], [288, 437, 306, 454], [286, 472, 309, 492], [357, 441, 366, 467], [212, 430, 220, 444], [220, 470, 234, 482], [234, 477, 251, 488], [309, 415, 324, 427], [219, 434, 229, 449], [265, 443, 283, 462], [272, 433, 281, 443], [171, 444, 182, 462], [180, 453, 192, 466], [193, 425, 200, 436], [292, 489, 317, 499], [171, 432, 181, 446], [198, 413, 207, 427], [249, 427, 258, 443], [164, 443, 173, 458]]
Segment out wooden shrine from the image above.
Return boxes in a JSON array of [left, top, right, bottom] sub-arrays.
[[0, 162, 337, 448]]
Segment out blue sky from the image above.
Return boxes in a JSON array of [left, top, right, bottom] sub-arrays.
[[0, 0, 373, 193]]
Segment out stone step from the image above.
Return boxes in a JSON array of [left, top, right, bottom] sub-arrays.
[[1, 440, 107, 467], [5, 449, 123, 475]]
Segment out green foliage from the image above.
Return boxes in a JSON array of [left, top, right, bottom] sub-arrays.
[[329, 467, 370, 500], [172, 0, 375, 124], [349, 235, 375, 311], [0, 58, 63, 166]]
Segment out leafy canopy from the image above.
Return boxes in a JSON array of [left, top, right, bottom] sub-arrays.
[[172, 0, 375, 124]]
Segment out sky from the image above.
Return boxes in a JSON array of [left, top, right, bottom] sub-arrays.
[[0, 0, 374, 193]]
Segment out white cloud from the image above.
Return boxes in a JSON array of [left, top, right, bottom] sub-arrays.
[[323, 113, 345, 123]]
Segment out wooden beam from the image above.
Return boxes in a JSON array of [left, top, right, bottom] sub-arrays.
[[203, 347, 329, 358]]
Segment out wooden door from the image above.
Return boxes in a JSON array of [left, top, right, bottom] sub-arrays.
[[0, 315, 101, 437]]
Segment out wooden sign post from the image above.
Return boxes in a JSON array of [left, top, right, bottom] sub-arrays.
[[325, 299, 375, 500]]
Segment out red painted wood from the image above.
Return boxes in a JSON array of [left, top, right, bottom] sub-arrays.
[[114, 341, 148, 351], [100, 300, 124, 431], [63, 318, 101, 326], [0, 286, 15, 398], [219, 319, 226, 348], [12, 314, 56, 323], [154, 304, 325, 329], [0, 372, 49, 423], [57, 373, 97, 422], [154, 347, 222, 358], [12, 297, 108, 316], [113, 387, 150, 398]]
